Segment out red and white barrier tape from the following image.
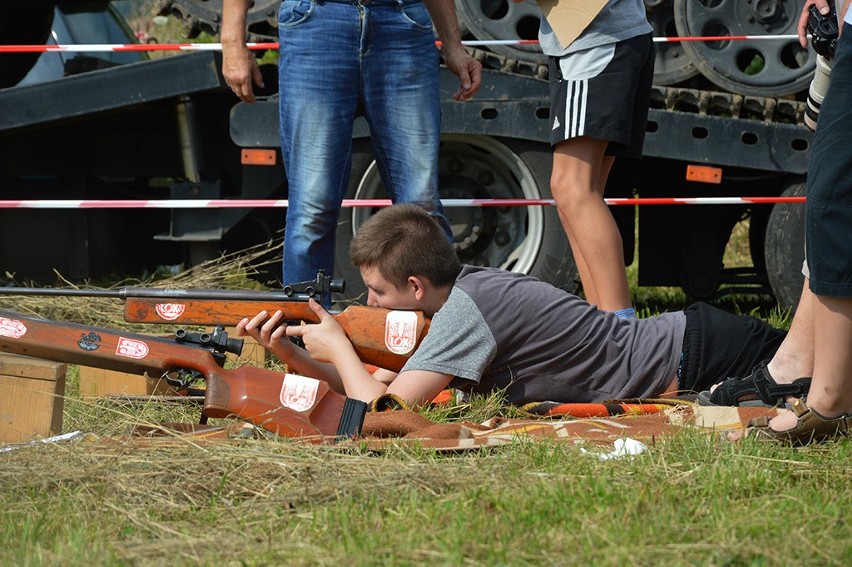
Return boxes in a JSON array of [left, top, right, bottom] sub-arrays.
[[0, 197, 806, 209], [652, 34, 802, 43], [0, 35, 806, 53]]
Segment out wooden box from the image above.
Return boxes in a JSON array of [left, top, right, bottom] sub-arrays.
[[77, 367, 177, 398], [0, 353, 67, 443]]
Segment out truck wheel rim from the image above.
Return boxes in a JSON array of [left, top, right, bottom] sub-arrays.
[[350, 135, 544, 274], [673, 0, 814, 97]]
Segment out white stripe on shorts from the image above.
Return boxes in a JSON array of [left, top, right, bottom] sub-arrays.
[[558, 44, 614, 139], [567, 79, 588, 138]]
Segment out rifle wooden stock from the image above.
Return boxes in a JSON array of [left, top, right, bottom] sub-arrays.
[[124, 299, 430, 372], [0, 310, 366, 441]]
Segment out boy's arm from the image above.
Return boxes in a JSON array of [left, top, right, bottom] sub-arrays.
[[286, 300, 453, 404], [386, 370, 455, 408]]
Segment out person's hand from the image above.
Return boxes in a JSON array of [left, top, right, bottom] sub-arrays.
[[798, 0, 832, 48], [285, 299, 351, 364], [442, 45, 483, 101], [221, 43, 264, 103], [236, 309, 298, 360]]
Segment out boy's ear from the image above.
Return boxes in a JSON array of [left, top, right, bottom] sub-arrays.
[[407, 275, 428, 300]]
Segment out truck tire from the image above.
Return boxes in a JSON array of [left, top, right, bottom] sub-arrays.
[[645, 0, 699, 86], [765, 180, 806, 311], [334, 135, 578, 303]]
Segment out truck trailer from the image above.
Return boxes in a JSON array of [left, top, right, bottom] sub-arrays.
[[0, 0, 813, 308]]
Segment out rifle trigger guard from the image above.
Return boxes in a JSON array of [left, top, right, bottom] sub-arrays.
[[164, 368, 203, 390]]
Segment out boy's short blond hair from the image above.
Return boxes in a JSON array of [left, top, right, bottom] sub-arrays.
[[349, 204, 461, 289]]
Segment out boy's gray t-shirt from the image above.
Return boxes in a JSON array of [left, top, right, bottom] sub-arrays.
[[538, 0, 653, 56], [402, 266, 685, 404]]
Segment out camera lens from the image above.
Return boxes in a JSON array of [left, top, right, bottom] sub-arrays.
[[805, 55, 833, 132]]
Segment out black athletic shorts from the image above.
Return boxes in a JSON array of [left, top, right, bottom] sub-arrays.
[[548, 33, 654, 159], [678, 302, 787, 393], [805, 23, 852, 297]]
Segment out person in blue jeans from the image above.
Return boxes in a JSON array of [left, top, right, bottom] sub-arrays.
[[221, 0, 482, 292]]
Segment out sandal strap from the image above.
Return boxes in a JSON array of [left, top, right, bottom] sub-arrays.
[[755, 377, 812, 405], [710, 362, 811, 406], [745, 398, 852, 445]]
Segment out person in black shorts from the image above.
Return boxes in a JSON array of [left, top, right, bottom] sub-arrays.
[[539, 1, 654, 320], [707, 0, 852, 445]]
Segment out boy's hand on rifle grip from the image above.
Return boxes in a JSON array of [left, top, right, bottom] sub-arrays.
[[236, 309, 298, 361], [285, 299, 351, 364]]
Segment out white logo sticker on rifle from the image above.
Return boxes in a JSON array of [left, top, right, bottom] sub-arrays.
[[280, 374, 319, 412], [116, 337, 149, 359], [155, 303, 185, 321], [0, 317, 27, 338], [385, 311, 418, 355]]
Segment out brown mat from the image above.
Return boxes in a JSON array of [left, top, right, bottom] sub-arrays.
[[354, 405, 784, 452], [118, 405, 784, 452]]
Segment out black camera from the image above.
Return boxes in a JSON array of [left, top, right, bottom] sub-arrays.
[[805, 3, 840, 131], [809, 3, 839, 59]]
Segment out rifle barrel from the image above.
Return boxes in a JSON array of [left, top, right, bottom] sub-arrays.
[[0, 286, 316, 301], [0, 287, 122, 298]]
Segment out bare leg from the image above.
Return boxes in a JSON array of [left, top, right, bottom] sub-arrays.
[[766, 280, 816, 383], [748, 294, 852, 433], [551, 137, 630, 312], [806, 295, 852, 415], [711, 280, 814, 397]]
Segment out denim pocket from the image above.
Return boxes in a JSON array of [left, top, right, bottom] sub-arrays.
[[398, 3, 433, 31], [279, 0, 313, 28]]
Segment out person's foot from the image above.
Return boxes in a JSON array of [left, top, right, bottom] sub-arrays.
[[727, 411, 799, 441], [700, 362, 811, 407], [729, 398, 852, 445]]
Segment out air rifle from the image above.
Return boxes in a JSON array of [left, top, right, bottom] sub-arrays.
[[0, 272, 430, 372], [0, 309, 366, 442]]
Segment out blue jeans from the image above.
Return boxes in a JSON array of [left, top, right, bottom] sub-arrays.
[[277, 0, 452, 288]]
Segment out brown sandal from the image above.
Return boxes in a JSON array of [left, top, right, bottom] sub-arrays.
[[744, 398, 852, 446]]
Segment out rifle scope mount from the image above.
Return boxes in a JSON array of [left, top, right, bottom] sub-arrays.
[[282, 270, 345, 300]]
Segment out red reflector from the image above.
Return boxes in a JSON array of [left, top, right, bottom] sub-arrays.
[[241, 149, 277, 166], [685, 165, 723, 184]]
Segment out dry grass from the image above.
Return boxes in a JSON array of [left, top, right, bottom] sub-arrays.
[[0, 240, 282, 332]]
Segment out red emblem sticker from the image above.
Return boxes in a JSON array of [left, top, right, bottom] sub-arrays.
[[385, 311, 418, 355], [0, 316, 27, 338], [155, 303, 185, 321], [115, 337, 149, 359], [279, 374, 319, 412]]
